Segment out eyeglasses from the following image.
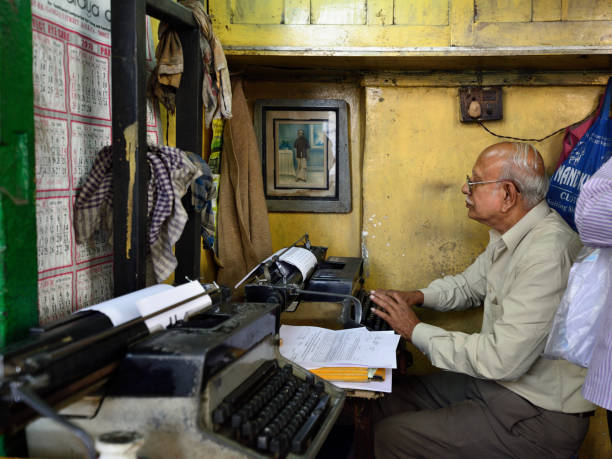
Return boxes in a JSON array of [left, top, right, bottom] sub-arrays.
[[466, 175, 520, 194]]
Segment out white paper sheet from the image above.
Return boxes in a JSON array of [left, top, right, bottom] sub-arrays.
[[332, 368, 393, 393], [136, 281, 212, 332], [279, 247, 317, 281], [235, 246, 318, 288], [279, 325, 400, 369], [82, 283, 172, 326]]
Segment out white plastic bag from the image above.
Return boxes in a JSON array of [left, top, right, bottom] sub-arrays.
[[544, 246, 612, 367]]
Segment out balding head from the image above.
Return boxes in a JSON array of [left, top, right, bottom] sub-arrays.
[[479, 142, 548, 209]]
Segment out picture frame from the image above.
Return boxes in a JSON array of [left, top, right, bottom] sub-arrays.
[[254, 99, 351, 213]]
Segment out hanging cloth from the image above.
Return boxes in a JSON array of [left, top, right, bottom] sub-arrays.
[[216, 79, 272, 288], [179, 0, 232, 125], [74, 145, 203, 283], [147, 22, 183, 114], [147, 1, 232, 124]]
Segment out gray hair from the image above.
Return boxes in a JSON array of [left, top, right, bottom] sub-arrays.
[[497, 143, 549, 209]]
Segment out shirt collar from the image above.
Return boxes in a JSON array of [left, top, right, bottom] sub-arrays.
[[488, 200, 551, 255]]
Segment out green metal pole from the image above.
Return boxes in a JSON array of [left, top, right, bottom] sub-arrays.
[[0, 0, 38, 454], [0, 0, 38, 344]]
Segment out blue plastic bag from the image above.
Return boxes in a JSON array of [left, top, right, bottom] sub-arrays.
[[547, 77, 612, 230]]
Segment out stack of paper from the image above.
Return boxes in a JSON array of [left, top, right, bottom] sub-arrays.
[[279, 325, 400, 392]]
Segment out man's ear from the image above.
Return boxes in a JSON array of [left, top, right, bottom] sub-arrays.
[[501, 182, 518, 212]]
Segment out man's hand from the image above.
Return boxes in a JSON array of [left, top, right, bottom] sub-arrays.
[[369, 290, 424, 340]]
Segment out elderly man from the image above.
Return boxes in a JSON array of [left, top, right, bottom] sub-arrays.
[[370, 142, 594, 458]]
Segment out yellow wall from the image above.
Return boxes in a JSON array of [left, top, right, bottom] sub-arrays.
[[211, 0, 612, 50], [362, 83, 602, 291], [359, 82, 610, 459]]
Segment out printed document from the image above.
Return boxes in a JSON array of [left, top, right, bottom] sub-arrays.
[[279, 325, 400, 369]]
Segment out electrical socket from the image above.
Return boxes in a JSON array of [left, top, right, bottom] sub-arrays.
[[459, 87, 503, 123]]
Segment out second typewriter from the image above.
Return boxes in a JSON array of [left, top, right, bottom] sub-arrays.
[[240, 234, 392, 332]]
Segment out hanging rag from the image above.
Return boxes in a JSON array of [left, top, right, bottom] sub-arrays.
[[149, 146, 201, 282], [73, 145, 114, 245], [148, 1, 232, 125], [74, 145, 203, 283], [216, 79, 272, 288], [179, 0, 232, 126], [147, 22, 183, 114]]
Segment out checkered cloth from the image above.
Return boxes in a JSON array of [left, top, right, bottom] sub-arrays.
[[74, 144, 202, 283], [73, 146, 115, 245], [149, 145, 200, 281]]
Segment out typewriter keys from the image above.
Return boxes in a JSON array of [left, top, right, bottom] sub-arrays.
[[213, 361, 331, 458]]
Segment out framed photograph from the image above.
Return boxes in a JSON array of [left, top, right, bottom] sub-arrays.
[[254, 99, 351, 213]]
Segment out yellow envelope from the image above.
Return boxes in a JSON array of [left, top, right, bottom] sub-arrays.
[[310, 367, 385, 383]]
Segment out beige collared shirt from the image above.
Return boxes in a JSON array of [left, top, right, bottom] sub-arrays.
[[412, 201, 595, 413]]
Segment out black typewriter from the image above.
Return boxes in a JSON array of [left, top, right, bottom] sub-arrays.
[[3, 286, 344, 459], [242, 234, 393, 332]]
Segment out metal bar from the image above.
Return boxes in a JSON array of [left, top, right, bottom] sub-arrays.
[[111, 0, 148, 295], [145, 0, 197, 29], [10, 384, 96, 459], [0, 0, 38, 351], [174, 27, 204, 284]]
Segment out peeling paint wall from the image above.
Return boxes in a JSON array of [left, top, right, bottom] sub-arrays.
[[362, 84, 603, 291]]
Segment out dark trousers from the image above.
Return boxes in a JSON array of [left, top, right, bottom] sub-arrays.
[[372, 372, 589, 459]]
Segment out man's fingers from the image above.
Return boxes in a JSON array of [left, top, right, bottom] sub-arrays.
[[370, 293, 396, 312], [371, 306, 392, 322], [371, 292, 402, 312]]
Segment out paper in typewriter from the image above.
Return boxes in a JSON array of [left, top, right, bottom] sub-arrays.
[[235, 247, 318, 288], [279, 325, 400, 369], [136, 281, 212, 331]]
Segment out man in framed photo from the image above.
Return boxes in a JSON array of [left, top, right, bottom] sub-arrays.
[[294, 128, 310, 182]]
